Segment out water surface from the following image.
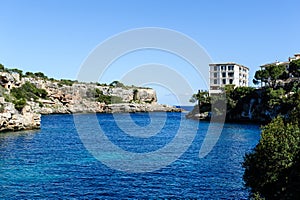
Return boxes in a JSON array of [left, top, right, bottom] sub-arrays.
[[0, 113, 260, 199]]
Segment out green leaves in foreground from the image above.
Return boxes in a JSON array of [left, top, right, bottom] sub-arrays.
[[243, 117, 300, 199]]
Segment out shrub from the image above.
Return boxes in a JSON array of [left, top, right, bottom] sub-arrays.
[[13, 98, 27, 111], [59, 79, 77, 86], [0, 103, 4, 113], [0, 64, 4, 71], [86, 88, 102, 98], [110, 96, 123, 104], [243, 117, 300, 199], [109, 80, 125, 88], [34, 72, 48, 79], [10, 82, 48, 101]]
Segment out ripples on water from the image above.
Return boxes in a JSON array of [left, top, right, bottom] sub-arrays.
[[0, 112, 260, 199]]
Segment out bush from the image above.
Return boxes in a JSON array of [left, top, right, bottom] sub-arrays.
[[243, 117, 300, 199], [59, 79, 77, 86], [0, 64, 4, 71], [13, 98, 27, 111], [86, 88, 102, 98], [109, 80, 125, 88], [97, 94, 111, 104], [7, 68, 23, 77], [34, 72, 48, 79], [0, 103, 4, 113], [10, 82, 48, 101], [110, 96, 123, 104]]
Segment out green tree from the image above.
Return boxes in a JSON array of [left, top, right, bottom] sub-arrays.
[[109, 80, 125, 88], [190, 90, 211, 113], [25, 72, 34, 77], [289, 59, 300, 78], [0, 64, 5, 71], [7, 68, 23, 77], [34, 72, 48, 79], [243, 117, 300, 199], [253, 64, 286, 88], [189, 90, 210, 104]]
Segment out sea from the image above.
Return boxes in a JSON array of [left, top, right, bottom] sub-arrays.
[[0, 112, 261, 199]]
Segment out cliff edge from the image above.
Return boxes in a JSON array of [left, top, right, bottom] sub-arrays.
[[0, 70, 181, 132]]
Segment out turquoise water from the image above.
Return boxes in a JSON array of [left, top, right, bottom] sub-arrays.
[[0, 112, 260, 199]]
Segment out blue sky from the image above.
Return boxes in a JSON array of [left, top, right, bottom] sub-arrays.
[[1, 0, 300, 105]]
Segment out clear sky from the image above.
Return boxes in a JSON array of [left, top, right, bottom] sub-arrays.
[[1, 0, 300, 105]]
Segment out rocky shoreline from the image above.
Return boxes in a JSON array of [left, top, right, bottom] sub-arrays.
[[0, 71, 182, 132]]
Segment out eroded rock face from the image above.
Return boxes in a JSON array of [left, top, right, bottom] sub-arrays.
[[22, 79, 160, 114], [0, 72, 180, 132], [104, 103, 182, 113], [0, 102, 40, 132]]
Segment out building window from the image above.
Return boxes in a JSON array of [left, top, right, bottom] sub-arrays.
[[221, 66, 226, 71], [214, 73, 217, 77], [222, 79, 226, 84], [214, 66, 218, 71], [229, 79, 233, 84], [228, 65, 234, 70], [222, 72, 226, 77], [214, 79, 218, 84], [228, 72, 234, 77]]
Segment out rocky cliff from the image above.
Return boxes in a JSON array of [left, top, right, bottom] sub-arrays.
[[0, 98, 40, 132], [0, 71, 181, 132], [186, 88, 299, 124]]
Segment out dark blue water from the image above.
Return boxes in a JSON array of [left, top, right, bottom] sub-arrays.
[[0, 112, 260, 199]]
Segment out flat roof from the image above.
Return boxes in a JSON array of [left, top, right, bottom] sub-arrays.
[[209, 63, 249, 70]]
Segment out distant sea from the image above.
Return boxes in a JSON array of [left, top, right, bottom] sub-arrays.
[[174, 105, 194, 112], [0, 112, 260, 199]]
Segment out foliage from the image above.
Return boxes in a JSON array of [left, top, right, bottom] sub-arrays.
[[96, 82, 107, 86], [243, 116, 300, 199], [13, 98, 27, 111], [133, 89, 139, 101], [110, 96, 124, 104], [109, 80, 125, 88], [253, 64, 286, 88], [97, 94, 111, 104], [0, 63, 4, 71], [10, 82, 48, 101], [25, 72, 34, 77], [289, 59, 300, 78], [86, 88, 123, 104], [34, 72, 48, 79], [7, 68, 23, 77], [229, 86, 255, 100], [0, 103, 4, 113], [86, 88, 102, 98], [189, 90, 210, 104], [9, 82, 48, 111], [58, 79, 77, 86], [266, 87, 286, 107], [189, 90, 211, 113]]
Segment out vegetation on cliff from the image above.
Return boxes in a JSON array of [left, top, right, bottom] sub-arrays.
[[242, 59, 300, 199], [86, 88, 124, 104], [243, 116, 300, 199], [0, 63, 161, 117], [188, 58, 300, 199]]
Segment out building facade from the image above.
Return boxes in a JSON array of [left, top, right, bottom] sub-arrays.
[[209, 63, 249, 93]]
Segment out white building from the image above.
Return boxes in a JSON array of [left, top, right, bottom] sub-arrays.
[[289, 53, 300, 62], [209, 63, 249, 93]]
